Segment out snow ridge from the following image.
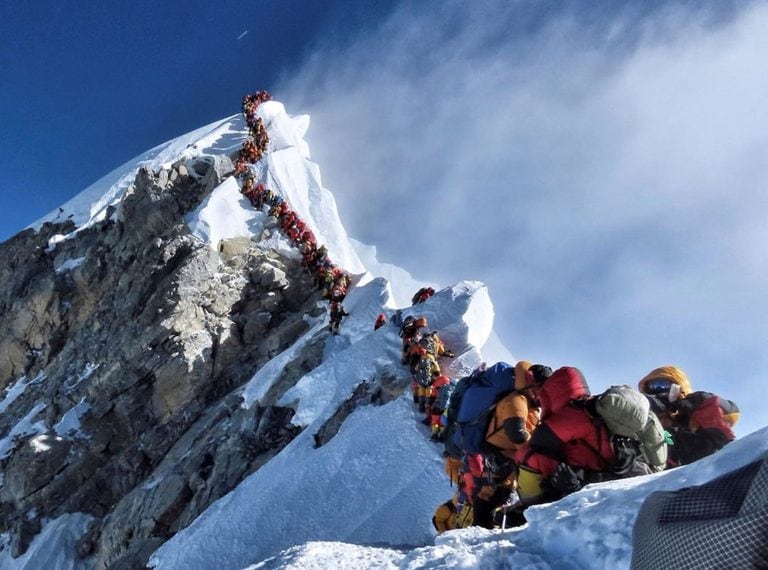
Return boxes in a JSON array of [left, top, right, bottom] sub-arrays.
[[5, 95, 764, 570]]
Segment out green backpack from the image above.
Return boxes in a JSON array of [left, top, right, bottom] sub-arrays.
[[415, 356, 436, 387], [595, 385, 667, 471]]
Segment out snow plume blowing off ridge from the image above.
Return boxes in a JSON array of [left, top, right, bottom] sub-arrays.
[[3, 97, 765, 570]]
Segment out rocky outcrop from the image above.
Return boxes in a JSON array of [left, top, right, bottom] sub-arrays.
[[312, 371, 403, 448], [0, 158, 327, 566]]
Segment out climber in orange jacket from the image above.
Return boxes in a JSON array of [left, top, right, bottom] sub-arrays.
[[484, 361, 541, 459]]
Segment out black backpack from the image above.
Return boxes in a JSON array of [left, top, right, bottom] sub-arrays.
[[399, 316, 416, 338]]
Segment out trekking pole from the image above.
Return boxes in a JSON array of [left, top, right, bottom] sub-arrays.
[[501, 509, 507, 532]]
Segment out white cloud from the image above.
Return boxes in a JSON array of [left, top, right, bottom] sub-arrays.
[[280, 0, 768, 435]]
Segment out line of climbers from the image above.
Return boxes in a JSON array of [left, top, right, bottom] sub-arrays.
[[230, 92, 741, 537], [233, 90, 352, 334], [399, 314, 456, 440], [422, 359, 740, 534], [235, 90, 272, 175]]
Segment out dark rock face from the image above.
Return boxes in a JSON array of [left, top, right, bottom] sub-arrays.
[[0, 158, 326, 567]]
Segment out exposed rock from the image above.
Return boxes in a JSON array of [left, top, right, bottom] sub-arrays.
[[1, 433, 72, 502], [312, 370, 405, 448], [0, 161, 323, 567], [157, 168, 170, 188]]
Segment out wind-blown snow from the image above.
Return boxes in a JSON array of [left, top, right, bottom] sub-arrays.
[[350, 238, 512, 364], [9, 96, 765, 569]]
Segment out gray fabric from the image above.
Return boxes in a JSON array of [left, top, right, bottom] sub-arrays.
[[631, 454, 768, 569]]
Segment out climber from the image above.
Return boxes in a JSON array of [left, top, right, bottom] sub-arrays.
[[313, 245, 329, 270], [432, 491, 474, 534], [517, 366, 667, 508], [234, 158, 249, 175], [269, 201, 289, 219], [639, 366, 739, 466], [413, 330, 455, 361], [411, 286, 435, 305], [333, 268, 351, 290], [320, 268, 337, 299], [328, 302, 349, 335], [251, 183, 267, 209], [441, 365, 487, 486], [301, 230, 315, 247], [399, 316, 428, 364], [262, 189, 276, 208], [289, 219, 306, 242], [484, 361, 541, 459], [329, 284, 346, 303], [447, 362, 535, 529], [412, 348, 440, 412], [241, 176, 256, 202], [280, 209, 297, 231], [374, 313, 387, 331], [427, 375, 454, 441], [299, 241, 316, 268]]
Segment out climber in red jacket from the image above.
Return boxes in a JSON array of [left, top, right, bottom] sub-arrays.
[[516, 366, 614, 506]]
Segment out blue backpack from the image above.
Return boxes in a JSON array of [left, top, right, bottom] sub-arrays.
[[433, 379, 457, 414], [452, 362, 516, 455]]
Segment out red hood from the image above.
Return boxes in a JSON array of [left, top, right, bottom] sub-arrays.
[[539, 367, 590, 419]]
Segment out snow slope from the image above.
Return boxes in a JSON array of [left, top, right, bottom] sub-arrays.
[[190, 428, 768, 570], [6, 98, 765, 570], [149, 278, 492, 570]]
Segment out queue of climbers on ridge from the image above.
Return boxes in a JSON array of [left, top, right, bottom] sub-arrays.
[[234, 90, 352, 334], [393, 296, 742, 534], [423, 356, 741, 534], [232, 91, 742, 537], [235, 91, 272, 175]]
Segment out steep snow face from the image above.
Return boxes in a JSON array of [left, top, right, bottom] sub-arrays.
[[186, 176, 264, 249], [278, 280, 492, 429], [150, 279, 493, 570], [185, 100, 366, 276]]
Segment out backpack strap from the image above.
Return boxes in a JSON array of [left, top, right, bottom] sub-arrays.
[[485, 388, 523, 439], [469, 389, 517, 434]]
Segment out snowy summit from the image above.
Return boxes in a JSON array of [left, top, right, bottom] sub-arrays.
[[0, 95, 763, 570]]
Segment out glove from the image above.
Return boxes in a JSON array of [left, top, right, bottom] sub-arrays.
[[550, 463, 584, 496], [444, 350, 456, 357], [477, 484, 495, 501]]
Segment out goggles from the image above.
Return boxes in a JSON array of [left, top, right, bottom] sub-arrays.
[[644, 378, 675, 396]]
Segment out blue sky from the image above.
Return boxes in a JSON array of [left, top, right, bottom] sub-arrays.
[[0, 0, 395, 241], [2, 0, 766, 435]]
